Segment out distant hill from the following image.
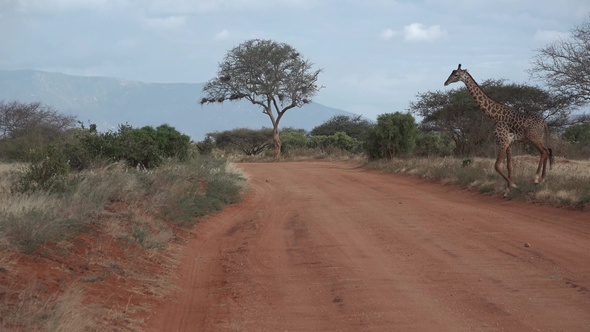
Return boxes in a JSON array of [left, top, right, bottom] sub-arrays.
[[0, 69, 360, 140]]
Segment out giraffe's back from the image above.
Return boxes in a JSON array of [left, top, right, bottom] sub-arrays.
[[508, 112, 546, 142]]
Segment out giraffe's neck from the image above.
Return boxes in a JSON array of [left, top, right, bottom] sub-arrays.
[[461, 72, 511, 122]]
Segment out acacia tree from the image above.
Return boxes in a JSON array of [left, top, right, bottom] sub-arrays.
[[200, 39, 322, 159], [0, 101, 75, 138], [529, 16, 590, 108], [0, 101, 76, 160]]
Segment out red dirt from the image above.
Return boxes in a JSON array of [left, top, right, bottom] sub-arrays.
[[146, 161, 590, 331], [0, 206, 181, 331]]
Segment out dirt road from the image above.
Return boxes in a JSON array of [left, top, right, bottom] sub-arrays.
[[147, 161, 590, 331]]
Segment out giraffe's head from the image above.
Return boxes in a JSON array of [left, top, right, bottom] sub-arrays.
[[444, 64, 467, 86]]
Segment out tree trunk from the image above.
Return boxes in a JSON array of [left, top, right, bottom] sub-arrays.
[[273, 125, 282, 160]]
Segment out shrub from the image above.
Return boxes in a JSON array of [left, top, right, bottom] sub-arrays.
[[18, 144, 70, 192], [311, 115, 374, 142], [280, 130, 308, 153], [154, 124, 192, 160], [414, 132, 455, 157], [365, 112, 418, 160], [115, 125, 163, 168], [308, 132, 360, 153]]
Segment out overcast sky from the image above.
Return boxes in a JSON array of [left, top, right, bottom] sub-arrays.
[[1, 0, 588, 120]]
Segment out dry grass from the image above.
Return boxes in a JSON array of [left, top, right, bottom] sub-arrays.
[[367, 155, 590, 210], [0, 155, 247, 331], [0, 279, 97, 332]]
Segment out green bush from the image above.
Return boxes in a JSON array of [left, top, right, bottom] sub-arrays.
[[311, 115, 374, 143], [414, 132, 455, 157], [365, 112, 418, 160], [14, 123, 192, 194], [115, 125, 163, 168], [154, 124, 192, 160], [308, 132, 360, 152], [280, 130, 308, 153], [18, 144, 70, 192]]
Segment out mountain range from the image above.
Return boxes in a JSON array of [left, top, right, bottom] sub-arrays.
[[0, 69, 359, 140]]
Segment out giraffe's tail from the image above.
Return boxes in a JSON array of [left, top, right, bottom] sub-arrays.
[[548, 148, 554, 170]]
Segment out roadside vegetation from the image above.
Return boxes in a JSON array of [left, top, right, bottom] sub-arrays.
[[0, 101, 246, 331], [0, 155, 246, 330]]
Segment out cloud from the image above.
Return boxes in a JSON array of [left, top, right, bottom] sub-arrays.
[[403, 23, 447, 42], [380, 23, 447, 42]]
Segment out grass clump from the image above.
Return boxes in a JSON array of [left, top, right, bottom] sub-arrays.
[[0, 282, 96, 332]]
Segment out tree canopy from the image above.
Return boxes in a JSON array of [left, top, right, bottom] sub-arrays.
[[200, 39, 322, 159], [0, 101, 77, 160], [0, 101, 75, 139]]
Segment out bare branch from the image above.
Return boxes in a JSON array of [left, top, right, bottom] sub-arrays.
[[529, 16, 590, 107]]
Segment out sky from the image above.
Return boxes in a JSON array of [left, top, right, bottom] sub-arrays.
[[1, 0, 588, 121]]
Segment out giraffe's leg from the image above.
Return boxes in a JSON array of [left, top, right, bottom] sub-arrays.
[[531, 140, 550, 183], [506, 145, 513, 180], [495, 145, 517, 189]]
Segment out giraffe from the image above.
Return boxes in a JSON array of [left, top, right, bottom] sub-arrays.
[[444, 64, 553, 191]]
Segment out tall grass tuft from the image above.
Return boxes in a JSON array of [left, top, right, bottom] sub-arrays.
[[0, 281, 96, 332]]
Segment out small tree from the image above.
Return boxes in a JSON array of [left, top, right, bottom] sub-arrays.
[[200, 39, 322, 159], [529, 16, 590, 108], [0, 101, 76, 160], [365, 112, 418, 160]]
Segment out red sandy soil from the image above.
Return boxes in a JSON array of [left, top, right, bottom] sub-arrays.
[[145, 161, 590, 331], [0, 202, 182, 331], [2, 161, 589, 331]]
